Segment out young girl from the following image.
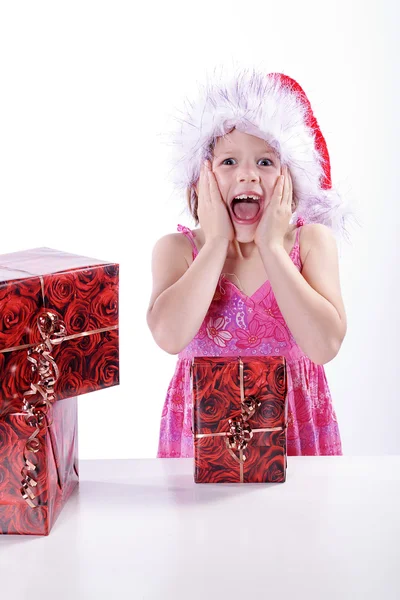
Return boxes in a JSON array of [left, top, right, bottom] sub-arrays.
[[147, 65, 356, 458]]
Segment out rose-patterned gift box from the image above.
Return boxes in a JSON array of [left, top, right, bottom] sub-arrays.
[[0, 247, 119, 535], [191, 355, 288, 483]]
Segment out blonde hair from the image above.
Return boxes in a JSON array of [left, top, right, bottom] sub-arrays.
[[186, 186, 199, 226]]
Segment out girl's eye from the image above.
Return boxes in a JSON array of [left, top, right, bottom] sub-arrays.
[[222, 158, 273, 166]]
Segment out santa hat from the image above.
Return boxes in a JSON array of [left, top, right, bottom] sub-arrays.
[[161, 63, 358, 243]]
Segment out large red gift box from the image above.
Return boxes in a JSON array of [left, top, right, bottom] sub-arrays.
[[191, 356, 288, 484], [0, 247, 119, 535]]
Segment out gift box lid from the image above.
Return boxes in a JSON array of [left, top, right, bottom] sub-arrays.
[[0, 246, 119, 413], [0, 246, 119, 348]]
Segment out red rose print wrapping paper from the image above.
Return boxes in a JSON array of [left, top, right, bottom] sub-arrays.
[[191, 356, 288, 483], [0, 247, 119, 535]]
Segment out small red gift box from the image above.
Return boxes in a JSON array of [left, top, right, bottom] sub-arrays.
[[191, 356, 288, 484], [0, 247, 119, 535]]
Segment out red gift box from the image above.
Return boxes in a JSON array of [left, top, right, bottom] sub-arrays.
[[0, 247, 119, 535], [191, 356, 288, 484]]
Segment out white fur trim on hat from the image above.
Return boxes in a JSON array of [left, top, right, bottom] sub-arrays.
[[160, 63, 359, 244]]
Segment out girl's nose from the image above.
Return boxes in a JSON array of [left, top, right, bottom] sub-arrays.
[[238, 173, 260, 182]]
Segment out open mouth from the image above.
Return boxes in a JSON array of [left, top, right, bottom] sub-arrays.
[[230, 195, 262, 222]]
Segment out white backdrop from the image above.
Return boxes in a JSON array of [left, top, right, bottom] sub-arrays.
[[0, 1, 398, 458]]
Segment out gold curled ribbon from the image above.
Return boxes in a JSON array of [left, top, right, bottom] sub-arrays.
[[193, 356, 287, 483], [20, 311, 67, 508]]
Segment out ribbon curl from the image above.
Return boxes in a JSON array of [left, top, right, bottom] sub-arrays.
[[20, 312, 67, 508]]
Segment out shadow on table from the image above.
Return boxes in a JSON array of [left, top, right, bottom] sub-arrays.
[[67, 473, 283, 510]]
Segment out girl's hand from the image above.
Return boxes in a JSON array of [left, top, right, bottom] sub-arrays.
[[196, 160, 235, 244], [254, 165, 294, 250]]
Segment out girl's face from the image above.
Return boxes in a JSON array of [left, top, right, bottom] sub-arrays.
[[209, 128, 282, 243]]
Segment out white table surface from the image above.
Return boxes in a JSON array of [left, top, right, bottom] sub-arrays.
[[1, 456, 399, 600]]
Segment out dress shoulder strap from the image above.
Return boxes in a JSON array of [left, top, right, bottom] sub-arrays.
[[177, 224, 199, 258], [295, 216, 305, 247], [290, 216, 305, 268]]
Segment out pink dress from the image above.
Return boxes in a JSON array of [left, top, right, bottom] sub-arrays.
[[157, 218, 343, 457]]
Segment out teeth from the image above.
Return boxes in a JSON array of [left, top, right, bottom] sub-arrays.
[[233, 194, 261, 201]]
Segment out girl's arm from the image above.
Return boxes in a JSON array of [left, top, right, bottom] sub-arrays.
[[146, 233, 229, 354], [258, 223, 347, 365]]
